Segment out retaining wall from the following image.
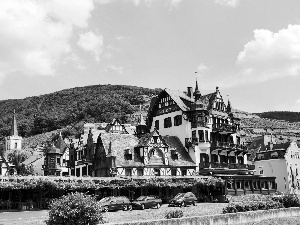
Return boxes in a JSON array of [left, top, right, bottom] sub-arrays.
[[105, 207, 300, 225]]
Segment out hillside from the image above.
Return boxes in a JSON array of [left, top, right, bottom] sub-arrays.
[[0, 84, 161, 141], [255, 111, 300, 123]]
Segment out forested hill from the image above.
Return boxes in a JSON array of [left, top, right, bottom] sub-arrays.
[[0, 85, 161, 140], [254, 111, 300, 123]]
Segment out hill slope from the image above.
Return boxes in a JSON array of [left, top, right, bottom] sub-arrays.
[[255, 111, 300, 122], [0, 84, 161, 140]]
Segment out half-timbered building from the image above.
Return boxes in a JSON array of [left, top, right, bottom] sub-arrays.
[[147, 83, 249, 174]]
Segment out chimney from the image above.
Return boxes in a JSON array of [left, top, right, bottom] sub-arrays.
[[187, 87, 193, 98]]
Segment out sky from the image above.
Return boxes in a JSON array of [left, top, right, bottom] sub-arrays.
[[0, 0, 300, 113]]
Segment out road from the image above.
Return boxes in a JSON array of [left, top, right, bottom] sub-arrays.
[[0, 210, 48, 225]]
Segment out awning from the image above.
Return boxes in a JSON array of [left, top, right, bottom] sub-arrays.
[[220, 150, 228, 156], [238, 152, 244, 157], [228, 151, 236, 157], [211, 149, 221, 155]]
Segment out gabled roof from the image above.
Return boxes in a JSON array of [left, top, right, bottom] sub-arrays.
[[199, 92, 216, 110], [54, 133, 69, 154], [162, 136, 196, 167], [165, 89, 193, 111], [96, 131, 196, 168]]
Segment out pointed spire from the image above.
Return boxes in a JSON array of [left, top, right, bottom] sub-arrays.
[[10, 109, 18, 136], [139, 104, 146, 125], [226, 96, 232, 113], [193, 78, 201, 101]]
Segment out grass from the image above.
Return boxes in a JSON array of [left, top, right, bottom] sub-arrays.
[[103, 203, 227, 223]]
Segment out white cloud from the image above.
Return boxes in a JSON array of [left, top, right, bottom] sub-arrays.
[[78, 31, 104, 62], [197, 63, 209, 73], [0, 0, 94, 82], [214, 0, 239, 8], [105, 65, 124, 74], [95, 0, 183, 8], [236, 24, 300, 84]]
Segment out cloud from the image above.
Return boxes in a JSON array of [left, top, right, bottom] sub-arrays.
[[78, 31, 104, 62], [105, 65, 124, 74], [236, 24, 300, 84], [214, 0, 239, 8], [197, 63, 209, 73], [0, 0, 94, 82], [95, 0, 183, 8]]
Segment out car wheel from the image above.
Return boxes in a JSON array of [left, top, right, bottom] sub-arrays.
[[123, 205, 128, 211], [156, 203, 161, 209], [128, 205, 132, 211], [141, 204, 145, 210], [104, 206, 109, 212], [192, 201, 196, 206]]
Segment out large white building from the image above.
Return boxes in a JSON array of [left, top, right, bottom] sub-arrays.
[[147, 83, 250, 174]]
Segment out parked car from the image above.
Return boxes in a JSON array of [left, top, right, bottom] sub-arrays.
[[99, 196, 132, 212], [168, 192, 197, 207], [131, 195, 162, 210]]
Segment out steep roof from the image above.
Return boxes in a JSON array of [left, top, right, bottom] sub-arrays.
[[10, 110, 18, 136], [54, 133, 69, 154], [165, 89, 193, 111], [162, 136, 196, 167], [97, 132, 196, 168]]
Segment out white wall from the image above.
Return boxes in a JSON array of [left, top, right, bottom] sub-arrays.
[[150, 110, 190, 147], [254, 159, 288, 193]]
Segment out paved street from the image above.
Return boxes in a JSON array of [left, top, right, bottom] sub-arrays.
[[0, 210, 48, 225]]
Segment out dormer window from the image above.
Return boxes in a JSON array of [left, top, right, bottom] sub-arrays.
[[171, 150, 178, 160]]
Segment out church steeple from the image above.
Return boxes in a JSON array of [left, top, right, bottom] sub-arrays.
[[226, 98, 232, 113], [136, 105, 149, 137], [193, 79, 201, 101], [11, 109, 18, 136]]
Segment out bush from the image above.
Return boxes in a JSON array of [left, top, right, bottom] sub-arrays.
[[272, 194, 300, 208], [222, 200, 284, 213], [164, 209, 184, 219], [46, 192, 104, 225]]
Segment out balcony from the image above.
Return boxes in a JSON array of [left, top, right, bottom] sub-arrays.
[[212, 123, 236, 133], [199, 162, 253, 170], [185, 138, 199, 148], [212, 141, 236, 148], [191, 121, 208, 128]]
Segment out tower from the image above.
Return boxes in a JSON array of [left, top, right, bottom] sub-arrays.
[[193, 79, 201, 101], [5, 110, 22, 151], [136, 105, 149, 137]]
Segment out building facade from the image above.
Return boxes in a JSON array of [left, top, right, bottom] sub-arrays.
[[147, 84, 250, 175], [251, 136, 300, 194]]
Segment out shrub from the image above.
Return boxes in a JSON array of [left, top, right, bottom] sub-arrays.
[[164, 209, 184, 219], [272, 194, 300, 208], [222, 200, 284, 214], [46, 192, 104, 225]]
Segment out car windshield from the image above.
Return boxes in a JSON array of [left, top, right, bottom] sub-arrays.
[[173, 193, 184, 199], [99, 197, 111, 202], [137, 196, 147, 201]]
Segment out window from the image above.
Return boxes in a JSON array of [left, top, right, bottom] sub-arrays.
[[154, 168, 160, 176], [260, 169, 264, 175], [164, 117, 172, 128], [155, 120, 159, 130], [174, 115, 182, 126], [137, 169, 144, 176], [198, 130, 204, 141], [125, 169, 132, 176], [171, 169, 177, 176], [57, 158, 61, 164], [14, 143, 17, 149], [181, 169, 187, 176], [192, 130, 196, 138], [205, 130, 209, 141]]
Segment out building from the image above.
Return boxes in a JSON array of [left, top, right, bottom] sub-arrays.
[[43, 133, 70, 176], [147, 83, 251, 175], [250, 135, 300, 194]]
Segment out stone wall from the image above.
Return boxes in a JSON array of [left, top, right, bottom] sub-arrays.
[[105, 207, 300, 225]]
